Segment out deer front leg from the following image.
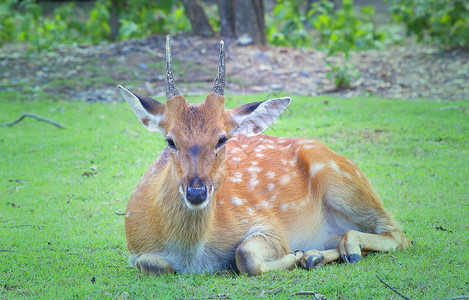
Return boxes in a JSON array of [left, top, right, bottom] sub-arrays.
[[131, 253, 175, 275], [235, 233, 303, 275], [301, 249, 341, 269]]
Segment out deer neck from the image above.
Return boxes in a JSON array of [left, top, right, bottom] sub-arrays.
[[156, 169, 216, 246]]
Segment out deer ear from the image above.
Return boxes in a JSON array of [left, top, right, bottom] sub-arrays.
[[228, 97, 290, 137], [118, 85, 166, 134]]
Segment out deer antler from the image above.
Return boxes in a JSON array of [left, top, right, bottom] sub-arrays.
[[165, 35, 180, 100], [211, 40, 225, 96]]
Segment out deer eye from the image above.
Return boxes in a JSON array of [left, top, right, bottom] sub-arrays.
[[216, 136, 228, 150], [165, 137, 177, 151]]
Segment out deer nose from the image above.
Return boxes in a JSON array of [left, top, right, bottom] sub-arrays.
[[185, 186, 208, 205]]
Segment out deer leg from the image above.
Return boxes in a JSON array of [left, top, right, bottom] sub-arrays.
[[338, 229, 411, 263], [301, 249, 341, 269], [301, 229, 411, 269], [131, 253, 175, 275], [235, 233, 303, 275]]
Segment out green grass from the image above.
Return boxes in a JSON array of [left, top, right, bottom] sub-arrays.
[[1, 91, 468, 299]]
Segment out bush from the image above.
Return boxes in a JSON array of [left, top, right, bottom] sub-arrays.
[[309, 0, 385, 56], [266, 0, 385, 54], [389, 0, 469, 49], [0, 0, 191, 51], [266, 0, 383, 88], [266, 1, 310, 47]]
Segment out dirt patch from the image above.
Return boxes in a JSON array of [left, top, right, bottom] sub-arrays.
[[0, 33, 467, 102]]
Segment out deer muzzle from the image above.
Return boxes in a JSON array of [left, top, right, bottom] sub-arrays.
[[185, 186, 208, 205]]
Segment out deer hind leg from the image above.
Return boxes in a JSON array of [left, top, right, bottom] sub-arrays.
[[338, 228, 411, 263], [130, 253, 175, 275], [235, 232, 303, 275], [301, 229, 411, 269]]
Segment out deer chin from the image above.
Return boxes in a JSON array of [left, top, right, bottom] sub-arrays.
[[178, 185, 214, 210]]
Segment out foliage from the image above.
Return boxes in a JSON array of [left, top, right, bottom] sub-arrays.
[[309, 0, 384, 88], [326, 61, 361, 89], [266, 0, 385, 53], [266, 1, 309, 48], [0, 0, 191, 51], [1, 93, 468, 298], [389, 0, 469, 49], [116, 0, 190, 40], [266, 0, 383, 88], [309, 0, 385, 55]]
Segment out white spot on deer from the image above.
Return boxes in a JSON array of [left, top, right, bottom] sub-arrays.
[[251, 161, 259, 166], [299, 197, 309, 207], [279, 175, 291, 185], [240, 219, 249, 224], [329, 161, 340, 173], [346, 159, 355, 165], [255, 201, 272, 210], [267, 183, 275, 191], [289, 159, 297, 167], [255, 153, 264, 158], [230, 172, 243, 183], [241, 144, 248, 148], [269, 195, 277, 202], [232, 157, 241, 163], [231, 196, 246, 206], [282, 143, 292, 150], [246, 207, 256, 215], [254, 147, 262, 153], [249, 177, 259, 190], [343, 171, 352, 179], [310, 163, 325, 178], [247, 167, 261, 190], [218, 200, 224, 205], [258, 145, 267, 149], [125, 212, 132, 218], [266, 171, 275, 179], [280, 203, 289, 211], [356, 170, 362, 178], [267, 144, 276, 149], [248, 167, 262, 173], [303, 144, 316, 149], [281, 159, 288, 165], [231, 147, 241, 153]]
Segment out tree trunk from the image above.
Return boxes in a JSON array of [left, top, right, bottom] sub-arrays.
[[232, 0, 266, 45], [109, 0, 125, 41], [181, 0, 214, 37], [218, 0, 235, 37]]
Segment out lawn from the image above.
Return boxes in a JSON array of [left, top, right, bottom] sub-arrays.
[[1, 90, 468, 299]]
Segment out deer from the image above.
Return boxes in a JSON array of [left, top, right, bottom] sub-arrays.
[[117, 35, 411, 276]]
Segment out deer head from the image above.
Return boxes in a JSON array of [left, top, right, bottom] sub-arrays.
[[118, 36, 290, 210]]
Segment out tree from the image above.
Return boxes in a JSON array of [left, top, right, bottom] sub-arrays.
[[181, 0, 214, 37], [185, 0, 266, 45]]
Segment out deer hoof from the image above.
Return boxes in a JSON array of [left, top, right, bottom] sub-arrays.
[[342, 253, 362, 264], [302, 252, 325, 269]]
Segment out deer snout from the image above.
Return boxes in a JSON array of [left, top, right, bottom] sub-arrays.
[[186, 186, 208, 205], [180, 177, 212, 209]]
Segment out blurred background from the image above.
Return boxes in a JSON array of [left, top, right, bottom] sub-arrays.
[[0, 0, 468, 101]]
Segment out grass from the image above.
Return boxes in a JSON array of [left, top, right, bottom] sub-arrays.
[[0, 91, 468, 299]]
